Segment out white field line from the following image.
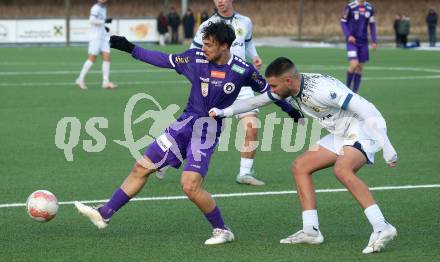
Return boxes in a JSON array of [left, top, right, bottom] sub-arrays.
[[0, 80, 187, 87], [1, 75, 439, 88], [1, 184, 439, 209], [1, 65, 440, 76], [0, 69, 169, 76]]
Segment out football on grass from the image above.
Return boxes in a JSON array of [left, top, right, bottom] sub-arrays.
[[26, 190, 59, 222]]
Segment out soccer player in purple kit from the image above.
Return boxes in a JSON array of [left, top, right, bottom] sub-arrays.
[[341, 0, 377, 93], [74, 21, 299, 245]]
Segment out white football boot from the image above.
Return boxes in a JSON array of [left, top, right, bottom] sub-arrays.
[[74, 201, 109, 229], [280, 229, 324, 244], [362, 224, 397, 254], [155, 166, 170, 180], [75, 79, 88, 90], [204, 227, 235, 245], [236, 171, 265, 186]]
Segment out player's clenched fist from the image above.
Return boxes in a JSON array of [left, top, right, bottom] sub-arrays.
[[110, 35, 135, 54]]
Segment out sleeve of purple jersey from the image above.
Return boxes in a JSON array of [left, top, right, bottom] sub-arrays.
[[132, 46, 174, 69], [341, 5, 351, 39], [247, 67, 269, 93], [369, 10, 377, 43]]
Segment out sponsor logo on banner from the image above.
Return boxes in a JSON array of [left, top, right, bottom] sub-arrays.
[[200, 77, 210, 82], [211, 70, 226, 79], [53, 26, 63, 36], [0, 25, 8, 40], [232, 64, 245, 75], [201, 83, 209, 97], [223, 82, 235, 94], [131, 23, 149, 39]]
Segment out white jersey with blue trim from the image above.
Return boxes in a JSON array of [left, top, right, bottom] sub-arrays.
[[287, 73, 358, 137], [89, 3, 107, 38], [191, 12, 255, 60]]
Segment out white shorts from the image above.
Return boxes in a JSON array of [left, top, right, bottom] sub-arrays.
[[88, 37, 110, 56], [233, 86, 259, 119], [317, 123, 381, 164]]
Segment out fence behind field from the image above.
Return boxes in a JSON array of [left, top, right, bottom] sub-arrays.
[[0, 0, 439, 40]]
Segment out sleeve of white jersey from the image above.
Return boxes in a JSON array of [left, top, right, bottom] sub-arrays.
[[89, 5, 104, 25], [244, 18, 259, 59], [222, 91, 277, 117], [346, 95, 398, 164], [191, 22, 205, 49]]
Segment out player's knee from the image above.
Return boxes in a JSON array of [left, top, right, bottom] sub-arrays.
[[245, 125, 258, 141], [333, 162, 352, 181], [131, 162, 152, 178], [181, 181, 199, 199], [291, 159, 307, 177]]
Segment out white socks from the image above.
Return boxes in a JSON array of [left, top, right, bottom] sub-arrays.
[[239, 157, 253, 176], [102, 61, 110, 84], [302, 209, 319, 236], [78, 60, 94, 81], [300, 205, 387, 236], [364, 204, 388, 232]]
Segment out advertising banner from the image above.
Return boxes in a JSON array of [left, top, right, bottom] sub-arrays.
[[70, 19, 118, 42], [0, 20, 17, 43], [16, 19, 66, 43], [118, 19, 158, 42]]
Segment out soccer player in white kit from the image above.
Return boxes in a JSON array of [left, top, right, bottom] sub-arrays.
[[192, 0, 265, 186], [76, 0, 116, 90], [210, 57, 398, 254]]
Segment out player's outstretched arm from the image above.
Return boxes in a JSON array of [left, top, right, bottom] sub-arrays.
[[110, 35, 174, 69], [209, 92, 277, 118], [346, 95, 397, 167]]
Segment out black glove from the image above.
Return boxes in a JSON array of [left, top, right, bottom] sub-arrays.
[[287, 108, 304, 123], [105, 18, 113, 23], [110, 35, 135, 54], [105, 26, 110, 33]]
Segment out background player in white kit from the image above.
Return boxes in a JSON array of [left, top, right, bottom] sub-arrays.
[[191, 0, 265, 186], [210, 57, 398, 254], [76, 0, 116, 90]]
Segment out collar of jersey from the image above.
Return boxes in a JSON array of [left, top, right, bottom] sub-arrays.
[[296, 74, 304, 98], [215, 11, 236, 20]]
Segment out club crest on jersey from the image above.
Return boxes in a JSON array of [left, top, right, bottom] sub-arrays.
[[329, 92, 337, 100], [235, 27, 244, 36], [365, 11, 371, 18], [211, 70, 226, 79], [201, 82, 209, 97], [223, 82, 235, 94], [354, 11, 359, 20]]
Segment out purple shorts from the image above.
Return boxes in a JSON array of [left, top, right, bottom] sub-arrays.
[[145, 112, 222, 177], [346, 43, 369, 63]]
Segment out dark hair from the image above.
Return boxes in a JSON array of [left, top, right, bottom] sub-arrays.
[[265, 57, 297, 77], [202, 21, 236, 48]]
